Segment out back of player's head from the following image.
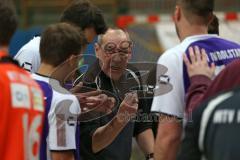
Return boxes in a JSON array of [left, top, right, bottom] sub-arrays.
[[40, 23, 87, 67], [208, 14, 219, 35], [60, 0, 107, 34], [177, 0, 214, 25], [0, 2, 17, 46]]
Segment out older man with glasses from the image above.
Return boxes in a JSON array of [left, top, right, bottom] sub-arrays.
[[78, 28, 154, 160]]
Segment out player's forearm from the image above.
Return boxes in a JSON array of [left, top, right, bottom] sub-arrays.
[[154, 115, 182, 160], [136, 129, 154, 155], [92, 113, 129, 153], [154, 133, 181, 160]]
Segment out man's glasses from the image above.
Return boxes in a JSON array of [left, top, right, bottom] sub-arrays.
[[99, 40, 133, 56]]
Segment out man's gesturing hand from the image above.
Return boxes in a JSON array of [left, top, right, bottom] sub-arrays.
[[70, 82, 115, 113], [117, 92, 139, 122]]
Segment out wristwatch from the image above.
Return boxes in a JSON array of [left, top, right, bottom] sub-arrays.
[[145, 153, 154, 160]]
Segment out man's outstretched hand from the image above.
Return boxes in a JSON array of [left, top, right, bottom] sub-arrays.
[[183, 46, 215, 79]]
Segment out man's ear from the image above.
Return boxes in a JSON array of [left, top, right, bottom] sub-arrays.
[[95, 43, 100, 58], [173, 5, 181, 23], [127, 53, 132, 61], [207, 13, 214, 26], [68, 54, 77, 67]]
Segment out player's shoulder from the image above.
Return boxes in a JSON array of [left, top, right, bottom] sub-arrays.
[[189, 35, 240, 49], [195, 88, 236, 120], [0, 63, 18, 84], [205, 87, 238, 109], [32, 73, 48, 82], [162, 44, 183, 56], [14, 36, 41, 58], [157, 43, 185, 66], [158, 35, 222, 63], [0, 62, 29, 78], [0, 64, 41, 94], [20, 36, 41, 51], [33, 73, 80, 113], [52, 87, 80, 114], [32, 73, 73, 99], [45, 79, 80, 109], [217, 36, 240, 46], [53, 88, 78, 103]]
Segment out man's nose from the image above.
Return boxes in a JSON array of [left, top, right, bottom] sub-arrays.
[[111, 53, 123, 62]]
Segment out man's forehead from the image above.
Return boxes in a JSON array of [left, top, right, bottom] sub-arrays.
[[104, 36, 128, 44], [102, 30, 129, 43]]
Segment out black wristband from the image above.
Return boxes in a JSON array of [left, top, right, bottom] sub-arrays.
[[145, 153, 154, 160]]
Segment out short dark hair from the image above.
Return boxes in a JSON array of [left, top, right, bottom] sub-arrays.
[[177, 0, 214, 24], [40, 23, 87, 67], [60, 0, 107, 34], [208, 14, 219, 35], [0, 2, 17, 45]]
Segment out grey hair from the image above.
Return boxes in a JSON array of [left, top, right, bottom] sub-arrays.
[[97, 34, 104, 45]]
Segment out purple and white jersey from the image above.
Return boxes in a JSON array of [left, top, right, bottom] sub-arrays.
[[32, 73, 81, 159], [151, 34, 240, 118]]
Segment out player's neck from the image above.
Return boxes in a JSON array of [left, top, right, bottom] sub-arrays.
[[37, 63, 61, 82], [180, 24, 208, 41], [37, 63, 68, 86], [37, 63, 54, 75]]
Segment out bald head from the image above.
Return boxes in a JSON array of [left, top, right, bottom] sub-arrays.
[[97, 28, 130, 45]]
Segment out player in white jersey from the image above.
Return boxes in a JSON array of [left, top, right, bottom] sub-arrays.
[[151, 0, 240, 160], [33, 73, 80, 151], [14, 0, 107, 73], [34, 23, 86, 160]]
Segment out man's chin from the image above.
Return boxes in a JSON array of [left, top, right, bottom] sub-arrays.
[[109, 71, 123, 80]]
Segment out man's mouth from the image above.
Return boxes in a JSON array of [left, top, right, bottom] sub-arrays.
[[110, 66, 121, 71]]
